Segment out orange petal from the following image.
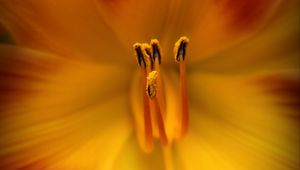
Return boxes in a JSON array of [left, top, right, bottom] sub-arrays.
[[0, 45, 133, 169], [0, 0, 128, 64], [94, 0, 179, 51], [188, 0, 299, 72], [183, 0, 285, 61]]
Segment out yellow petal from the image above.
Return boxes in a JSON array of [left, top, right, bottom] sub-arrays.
[[111, 136, 166, 170], [183, 0, 291, 62], [177, 69, 299, 170], [46, 95, 133, 170], [0, 45, 133, 169], [0, 0, 128, 63]]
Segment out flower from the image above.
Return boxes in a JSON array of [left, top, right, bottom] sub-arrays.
[[0, 0, 299, 170]]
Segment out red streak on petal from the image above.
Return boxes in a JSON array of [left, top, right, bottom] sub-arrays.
[[0, 52, 61, 111], [0, 159, 48, 170], [256, 75, 300, 120], [218, 0, 276, 31], [260, 76, 299, 102]]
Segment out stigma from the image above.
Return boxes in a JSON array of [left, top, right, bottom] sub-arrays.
[[146, 71, 158, 99], [132, 37, 189, 153]]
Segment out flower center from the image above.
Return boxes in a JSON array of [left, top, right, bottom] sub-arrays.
[[131, 37, 189, 153]]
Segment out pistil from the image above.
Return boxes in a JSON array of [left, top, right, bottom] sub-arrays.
[[146, 71, 168, 146]]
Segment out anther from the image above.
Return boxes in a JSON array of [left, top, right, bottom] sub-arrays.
[[150, 39, 162, 64], [133, 43, 146, 68], [174, 36, 189, 62]]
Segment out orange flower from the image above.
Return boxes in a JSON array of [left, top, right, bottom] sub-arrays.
[[0, 0, 299, 170]]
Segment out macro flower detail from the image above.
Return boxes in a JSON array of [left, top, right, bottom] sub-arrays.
[[0, 0, 299, 170], [132, 37, 189, 155]]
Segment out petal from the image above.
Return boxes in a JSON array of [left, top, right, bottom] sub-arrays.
[[183, 0, 290, 61], [47, 95, 132, 170], [94, 0, 180, 50], [189, 0, 299, 69], [0, 45, 133, 169], [0, 0, 128, 64], [177, 69, 299, 169], [111, 136, 165, 170]]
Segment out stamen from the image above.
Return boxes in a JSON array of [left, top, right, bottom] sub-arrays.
[[150, 39, 162, 65], [150, 39, 166, 115], [174, 36, 189, 138], [133, 43, 153, 152], [132, 37, 190, 153], [147, 71, 168, 145]]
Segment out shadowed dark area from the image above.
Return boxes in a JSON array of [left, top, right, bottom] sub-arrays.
[[0, 22, 15, 44]]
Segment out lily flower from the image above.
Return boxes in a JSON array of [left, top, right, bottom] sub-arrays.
[[0, 0, 299, 170]]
